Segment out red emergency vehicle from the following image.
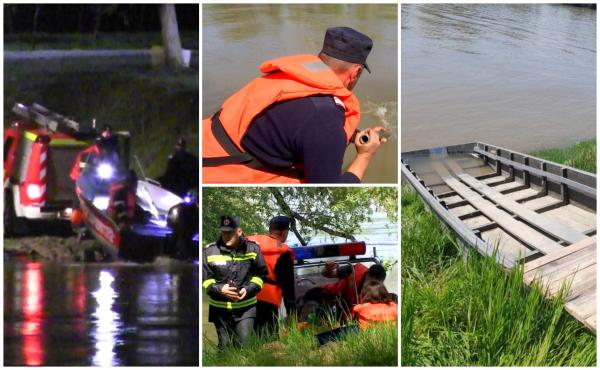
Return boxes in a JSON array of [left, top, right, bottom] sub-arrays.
[[4, 103, 94, 234]]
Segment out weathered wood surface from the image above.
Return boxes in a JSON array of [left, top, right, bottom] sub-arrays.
[[429, 158, 596, 333], [433, 161, 563, 255], [444, 159, 587, 244], [523, 236, 596, 332]]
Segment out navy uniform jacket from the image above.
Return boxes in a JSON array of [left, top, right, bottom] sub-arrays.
[[241, 95, 360, 183]]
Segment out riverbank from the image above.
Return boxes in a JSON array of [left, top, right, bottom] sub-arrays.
[[401, 139, 597, 366], [5, 31, 198, 51], [203, 319, 397, 366], [4, 50, 198, 178]]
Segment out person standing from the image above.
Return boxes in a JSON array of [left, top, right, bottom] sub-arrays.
[[202, 216, 268, 348], [159, 137, 199, 196], [247, 216, 296, 335]]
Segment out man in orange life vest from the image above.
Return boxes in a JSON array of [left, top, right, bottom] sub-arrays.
[[70, 125, 117, 181], [203, 26, 387, 184], [247, 216, 296, 334], [320, 261, 387, 315]]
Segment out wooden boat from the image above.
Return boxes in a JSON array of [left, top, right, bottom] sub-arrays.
[[401, 142, 596, 332]]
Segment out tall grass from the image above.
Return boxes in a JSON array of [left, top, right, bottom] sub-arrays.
[[531, 139, 596, 173], [401, 140, 597, 366], [203, 317, 397, 366]]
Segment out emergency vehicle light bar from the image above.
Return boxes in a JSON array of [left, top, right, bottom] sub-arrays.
[[293, 241, 366, 261], [12, 103, 80, 133]]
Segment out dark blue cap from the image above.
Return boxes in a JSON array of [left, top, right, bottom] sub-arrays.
[[220, 215, 240, 231], [269, 215, 290, 231], [321, 26, 373, 73]]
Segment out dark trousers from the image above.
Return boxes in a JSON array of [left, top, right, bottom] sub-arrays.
[[255, 300, 279, 336], [211, 305, 256, 349]]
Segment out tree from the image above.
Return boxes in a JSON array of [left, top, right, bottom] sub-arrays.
[[202, 187, 397, 246], [159, 4, 184, 68]]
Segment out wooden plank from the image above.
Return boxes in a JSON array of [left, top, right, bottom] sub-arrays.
[[585, 315, 596, 331], [433, 162, 563, 255], [523, 236, 596, 273], [523, 247, 595, 287], [445, 160, 587, 244], [547, 264, 595, 295]]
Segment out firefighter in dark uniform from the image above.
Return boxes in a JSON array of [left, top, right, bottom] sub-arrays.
[[159, 137, 199, 197], [202, 215, 268, 348]]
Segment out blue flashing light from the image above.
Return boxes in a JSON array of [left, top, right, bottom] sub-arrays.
[[293, 242, 366, 261]]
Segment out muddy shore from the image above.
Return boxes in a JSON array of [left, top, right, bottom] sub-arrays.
[[4, 236, 111, 263]]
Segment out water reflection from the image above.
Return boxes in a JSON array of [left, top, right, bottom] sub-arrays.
[[92, 270, 120, 367], [4, 261, 199, 366], [22, 263, 44, 366]]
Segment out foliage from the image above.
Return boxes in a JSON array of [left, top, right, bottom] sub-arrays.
[[203, 316, 397, 366], [4, 58, 198, 179], [530, 139, 596, 173], [401, 186, 596, 366], [4, 31, 199, 51], [202, 187, 397, 246]]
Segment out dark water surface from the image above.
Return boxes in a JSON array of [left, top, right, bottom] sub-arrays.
[[203, 4, 398, 183], [402, 4, 596, 152], [4, 260, 199, 366]]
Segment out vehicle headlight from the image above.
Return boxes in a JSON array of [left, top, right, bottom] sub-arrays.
[[96, 162, 114, 180], [26, 184, 42, 199]]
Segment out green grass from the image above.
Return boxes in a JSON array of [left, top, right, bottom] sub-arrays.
[[531, 139, 596, 173], [4, 56, 198, 178], [401, 140, 597, 366], [203, 316, 397, 366], [4, 31, 199, 51]]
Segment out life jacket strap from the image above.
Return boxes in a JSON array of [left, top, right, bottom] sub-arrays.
[[203, 110, 304, 179]]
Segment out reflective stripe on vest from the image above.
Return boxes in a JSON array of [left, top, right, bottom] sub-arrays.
[[206, 252, 257, 264], [202, 54, 361, 184], [208, 296, 257, 310], [203, 278, 216, 291]]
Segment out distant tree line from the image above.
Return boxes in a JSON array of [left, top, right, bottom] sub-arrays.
[[4, 4, 198, 34]]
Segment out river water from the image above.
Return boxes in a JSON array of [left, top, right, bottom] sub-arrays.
[[203, 4, 398, 183], [4, 259, 199, 366], [402, 4, 596, 152]]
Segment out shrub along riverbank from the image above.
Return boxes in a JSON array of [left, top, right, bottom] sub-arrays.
[[401, 139, 596, 366]]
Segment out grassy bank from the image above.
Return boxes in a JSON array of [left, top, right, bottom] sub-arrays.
[[203, 318, 397, 366], [4, 56, 198, 178], [401, 140, 597, 366], [4, 31, 199, 51], [531, 139, 596, 173]]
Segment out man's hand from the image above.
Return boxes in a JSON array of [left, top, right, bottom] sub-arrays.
[[220, 283, 240, 301], [238, 288, 247, 300], [354, 126, 387, 159], [346, 126, 387, 181]]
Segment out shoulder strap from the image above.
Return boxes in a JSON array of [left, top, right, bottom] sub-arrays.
[[202, 110, 304, 179]]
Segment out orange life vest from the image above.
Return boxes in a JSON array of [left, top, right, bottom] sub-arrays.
[[247, 234, 295, 307], [202, 54, 361, 184], [321, 262, 369, 308], [70, 145, 100, 180], [352, 302, 398, 329]]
